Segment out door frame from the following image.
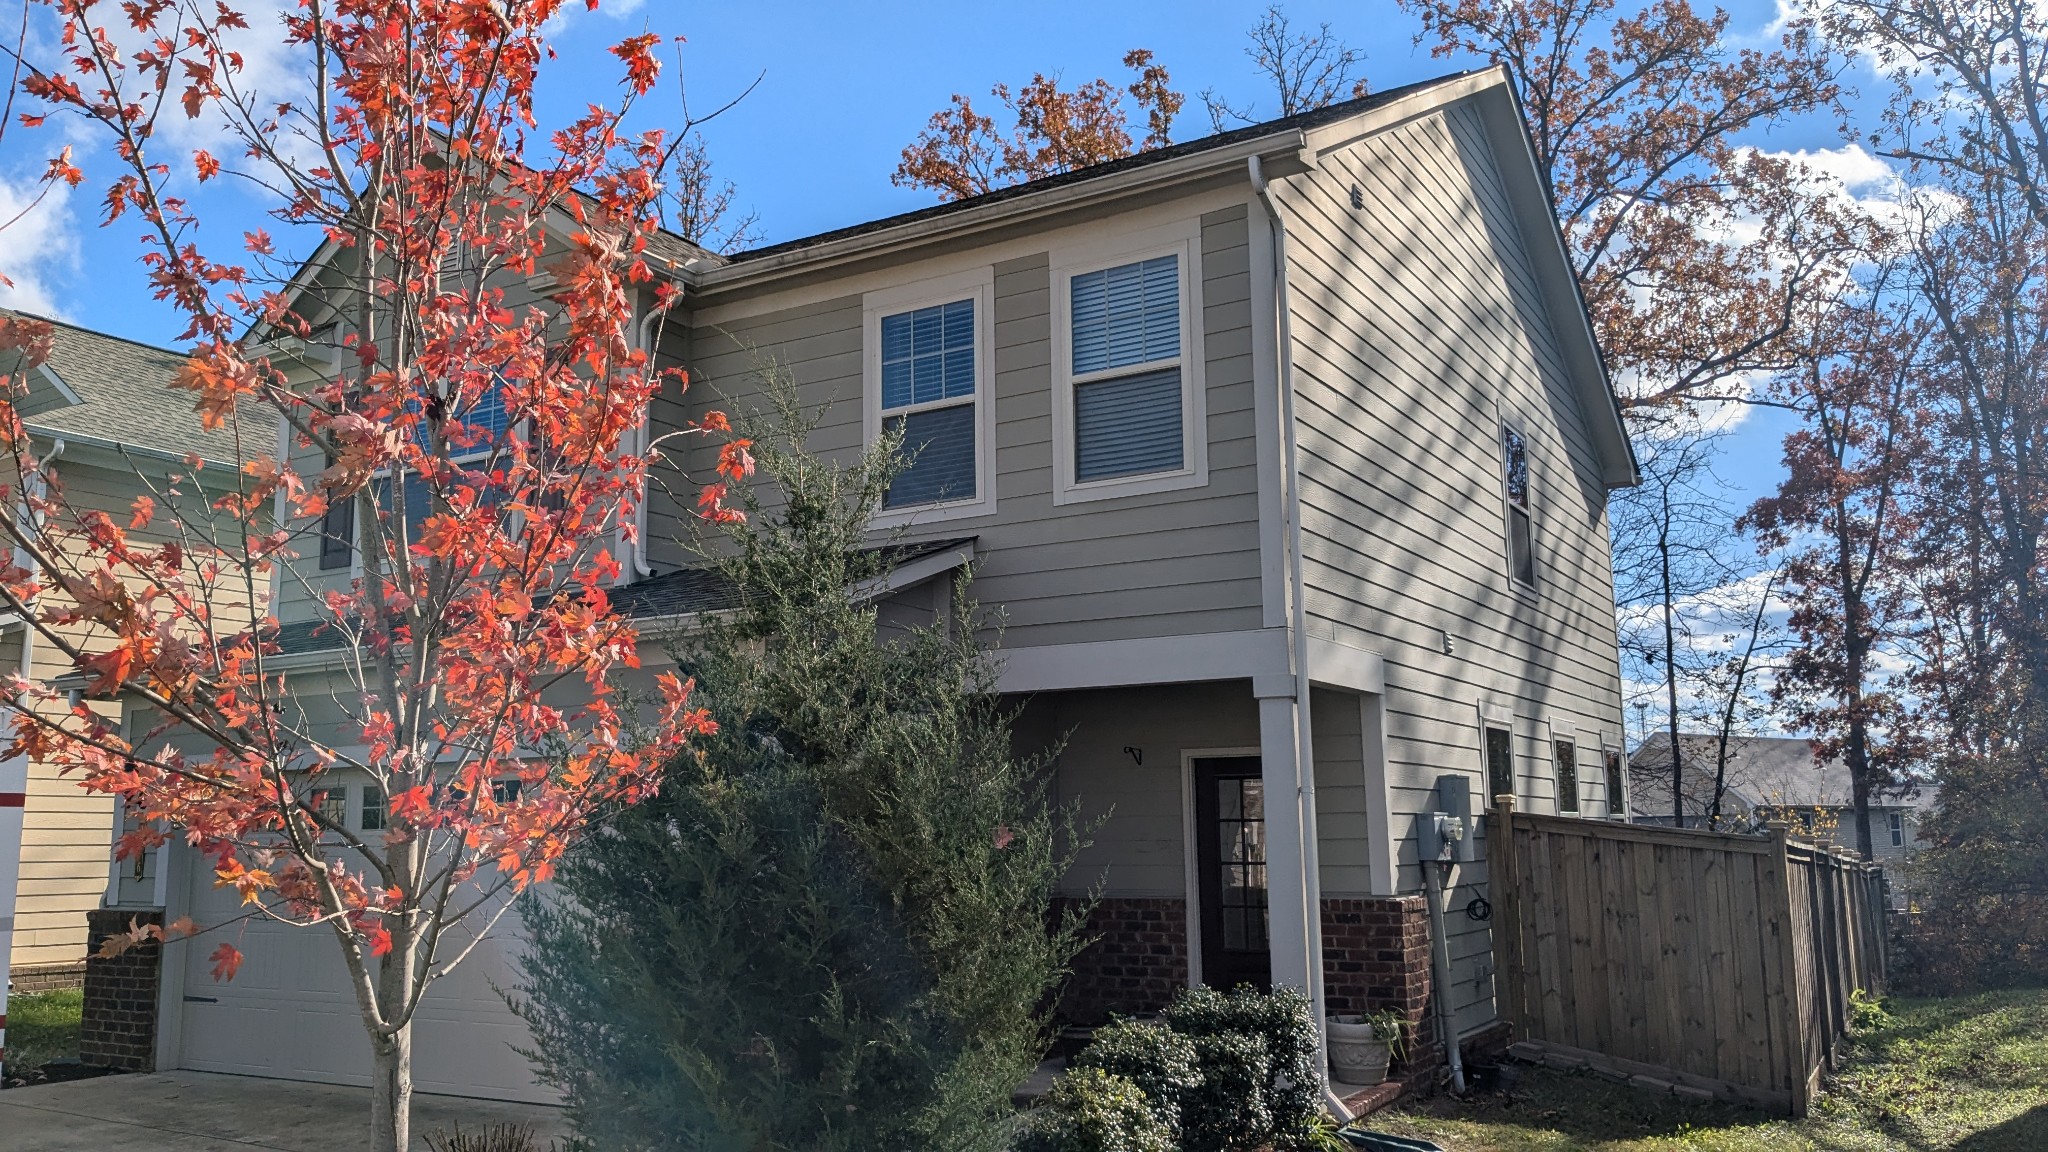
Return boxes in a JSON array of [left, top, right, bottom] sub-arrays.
[[1180, 745, 1262, 990]]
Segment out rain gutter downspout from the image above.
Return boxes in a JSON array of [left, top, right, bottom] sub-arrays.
[[1249, 154, 1340, 1116], [630, 286, 677, 578]]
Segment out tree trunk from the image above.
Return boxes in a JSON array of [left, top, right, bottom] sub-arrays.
[[1660, 489, 1683, 825], [370, 1021, 414, 1152]]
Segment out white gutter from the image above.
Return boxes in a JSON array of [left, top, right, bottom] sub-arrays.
[[1248, 156, 1338, 1113]]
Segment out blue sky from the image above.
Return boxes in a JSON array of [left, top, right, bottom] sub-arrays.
[[0, 0, 1839, 529]]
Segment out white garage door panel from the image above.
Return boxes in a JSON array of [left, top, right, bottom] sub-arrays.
[[176, 857, 557, 1103]]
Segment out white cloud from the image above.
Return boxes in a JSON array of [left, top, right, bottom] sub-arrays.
[[0, 176, 78, 318]]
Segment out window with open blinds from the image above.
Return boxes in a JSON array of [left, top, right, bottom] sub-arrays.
[[1069, 255, 1185, 483], [879, 298, 977, 509]]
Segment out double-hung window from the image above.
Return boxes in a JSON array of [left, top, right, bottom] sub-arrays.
[[365, 381, 514, 563], [1052, 230, 1205, 503], [1888, 811, 1905, 847], [1501, 423, 1536, 590], [864, 269, 996, 524], [1604, 745, 1627, 819]]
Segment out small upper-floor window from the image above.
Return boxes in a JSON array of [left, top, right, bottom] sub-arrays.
[[880, 299, 978, 510], [1603, 746, 1626, 819], [1051, 229, 1206, 505], [1502, 424, 1535, 589], [1553, 736, 1579, 813], [360, 786, 387, 832], [863, 269, 996, 525], [1888, 810, 1904, 847]]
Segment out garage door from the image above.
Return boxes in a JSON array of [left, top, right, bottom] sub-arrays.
[[172, 851, 556, 1103]]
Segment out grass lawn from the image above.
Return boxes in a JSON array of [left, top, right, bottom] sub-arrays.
[[1371, 987, 2048, 1151], [2, 988, 83, 1079]]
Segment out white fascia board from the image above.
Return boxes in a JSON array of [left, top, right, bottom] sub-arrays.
[[1306, 636, 1385, 695], [688, 132, 1312, 297], [35, 363, 82, 407], [995, 628, 1290, 695]]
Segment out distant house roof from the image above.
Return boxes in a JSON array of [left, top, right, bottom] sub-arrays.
[[1628, 733, 1928, 821], [269, 536, 977, 658], [2, 309, 242, 466]]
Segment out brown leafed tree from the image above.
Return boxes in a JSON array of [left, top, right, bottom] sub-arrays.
[[893, 51, 1182, 201], [1744, 257, 1927, 859], [1403, 0, 1851, 413]]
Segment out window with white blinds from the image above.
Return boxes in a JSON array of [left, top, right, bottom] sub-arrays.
[[862, 269, 996, 525], [1053, 239, 1204, 502], [879, 298, 978, 509], [370, 381, 515, 554]]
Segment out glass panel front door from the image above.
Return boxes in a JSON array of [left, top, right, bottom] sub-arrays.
[[1195, 756, 1270, 990]]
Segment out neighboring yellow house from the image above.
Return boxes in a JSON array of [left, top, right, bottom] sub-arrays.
[[1, 312, 240, 991]]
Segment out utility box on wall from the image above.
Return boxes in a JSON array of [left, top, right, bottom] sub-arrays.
[[1419, 773, 1478, 864]]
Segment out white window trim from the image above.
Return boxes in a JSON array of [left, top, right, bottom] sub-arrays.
[[1476, 699, 1515, 805], [1500, 418, 1537, 596], [1547, 717, 1578, 816], [861, 266, 999, 528], [1049, 224, 1208, 505]]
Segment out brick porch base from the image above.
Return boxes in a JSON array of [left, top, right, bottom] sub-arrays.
[[1058, 894, 1450, 1091], [80, 908, 163, 1072]]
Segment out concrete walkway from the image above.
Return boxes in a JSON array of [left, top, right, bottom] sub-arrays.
[[0, 1070, 571, 1150]]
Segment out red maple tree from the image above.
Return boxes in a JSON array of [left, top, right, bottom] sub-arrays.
[[0, 2, 741, 1147]]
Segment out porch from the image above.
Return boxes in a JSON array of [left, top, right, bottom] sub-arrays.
[[1009, 677, 1454, 1083]]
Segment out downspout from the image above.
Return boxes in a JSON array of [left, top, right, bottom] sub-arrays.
[[1249, 154, 1337, 1111], [1423, 856, 1469, 1093], [629, 286, 677, 579]]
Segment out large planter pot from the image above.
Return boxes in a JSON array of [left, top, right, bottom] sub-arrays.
[[1326, 1014, 1393, 1087]]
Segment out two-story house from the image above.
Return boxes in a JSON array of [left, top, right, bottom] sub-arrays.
[[98, 65, 1637, 1104]]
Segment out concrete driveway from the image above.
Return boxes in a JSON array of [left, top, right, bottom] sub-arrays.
[[0, 1070, 571, 1150]]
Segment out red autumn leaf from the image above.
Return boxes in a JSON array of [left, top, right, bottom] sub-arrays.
[[208, 942, 243, 982], [194, 149, 220, 181]]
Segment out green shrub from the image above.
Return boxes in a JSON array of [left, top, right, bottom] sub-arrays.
[[1070, 1020, 1200, 1139], [1181, 1030, 1273, 1151], [1849, 988, 1894, 1031], [1015, 1068, 1175, 1152], [1163, 984, 1322, 1149]]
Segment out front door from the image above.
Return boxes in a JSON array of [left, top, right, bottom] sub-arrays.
[[1194, 756, 1271, 991]]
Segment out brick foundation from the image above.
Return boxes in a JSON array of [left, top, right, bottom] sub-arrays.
[[8, 962, 87, 993], [1322, 896, 1443, 1077], [80, 908, 162, 1072], [1058, 897, 1188, 1024]]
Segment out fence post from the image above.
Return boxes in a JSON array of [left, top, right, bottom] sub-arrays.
[[1762, 820, 1810, 1118], [1488, 794, 1523, 1036]]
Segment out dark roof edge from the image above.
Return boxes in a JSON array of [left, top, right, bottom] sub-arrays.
[[719, 72, 1474, 269]]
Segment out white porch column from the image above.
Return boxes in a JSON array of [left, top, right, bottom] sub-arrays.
[[0, 749, 28, 1057], [1257, 689, 1317, 995]]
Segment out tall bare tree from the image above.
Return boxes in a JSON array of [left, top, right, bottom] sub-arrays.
[[1202, 5, 1370, 130]]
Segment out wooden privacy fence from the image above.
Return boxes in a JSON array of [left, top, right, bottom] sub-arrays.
[[1487, 800, 1887, 1115]]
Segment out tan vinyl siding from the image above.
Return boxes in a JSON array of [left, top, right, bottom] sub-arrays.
[[657, 204, 1264, 650], [1015, 681, 1260, 899], [1279, 103, 1627, 1032]]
